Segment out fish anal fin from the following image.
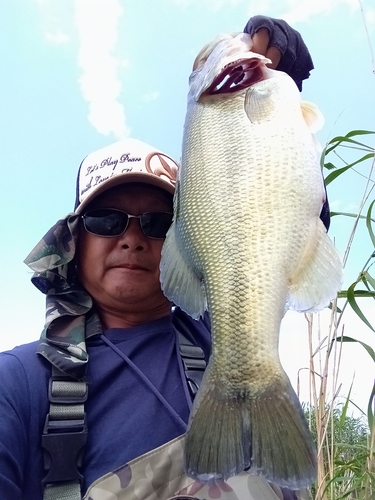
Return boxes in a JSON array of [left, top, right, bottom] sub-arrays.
[[160, 224, 206, 319], [288, 221, 343, 312]]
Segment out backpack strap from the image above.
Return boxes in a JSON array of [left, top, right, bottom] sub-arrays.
[[42, 366, 88, 500], [177, 329, 207, 399], [41, 327, 206, 499]]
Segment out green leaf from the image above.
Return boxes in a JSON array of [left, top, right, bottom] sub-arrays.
[[339, 384, 353, 430], [363, 271, 375, 290], [348, 399, 366, 417], [337, 289, 375, 298], [335, 335, 375, 363], [346, 129, 375, 137], [366, 200, 375, 247], [324, 130, 375, 155], [347, 282, 375, 332], [324, 161, 336, 171], [330, 212, 375, 225], [367, 383, 375, 432], [328, 301, 343, 312], [324, 153, 374, 186]]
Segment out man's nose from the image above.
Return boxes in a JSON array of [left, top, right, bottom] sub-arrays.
[[118, 217, 147, 249]]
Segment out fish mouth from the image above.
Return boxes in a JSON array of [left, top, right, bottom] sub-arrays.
[[206, 58, 264, 95]]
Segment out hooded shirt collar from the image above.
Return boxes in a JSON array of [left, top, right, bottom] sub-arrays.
[[24, 214, 102, 379]]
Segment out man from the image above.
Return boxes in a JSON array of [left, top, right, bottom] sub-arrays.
[[0, 16, 324, 499]]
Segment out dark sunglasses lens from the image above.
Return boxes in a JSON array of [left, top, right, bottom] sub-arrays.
[[141, 213, 173, 238], [84, 209, 128, 236]]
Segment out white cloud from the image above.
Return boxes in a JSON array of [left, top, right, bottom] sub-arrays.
[[167, 0, 372, 30], [168, 0, 361, 20], [141, 91, 160, 103], [367, 8, 375, 27], [35, 0, 73, 43], [279, 0, 357, 24], [35, 0, 130, 138], [45, 30, 70, 44], [74, 0, 130, 139], [329, 199, 359, 212], [170, 0, 243, 11]]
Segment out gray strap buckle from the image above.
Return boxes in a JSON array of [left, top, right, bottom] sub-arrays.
[[42, 369, 88, 493]]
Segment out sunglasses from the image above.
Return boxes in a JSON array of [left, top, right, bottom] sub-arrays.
[[82, 208, 173, 239]]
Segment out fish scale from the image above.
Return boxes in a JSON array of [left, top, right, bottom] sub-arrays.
[[160, 32, 343, 489]]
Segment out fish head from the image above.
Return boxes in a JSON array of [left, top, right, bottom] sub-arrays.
[[188, 33, 324, 131], [189, 32, 272, 102], [186, 32, 324, 145]]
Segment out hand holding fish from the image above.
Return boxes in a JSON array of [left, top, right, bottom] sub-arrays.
[[249, 28, 282, 69], [244, 15, 314, 91]]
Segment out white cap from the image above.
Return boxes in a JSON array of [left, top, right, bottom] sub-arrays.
[[74, 138, 178, 213]]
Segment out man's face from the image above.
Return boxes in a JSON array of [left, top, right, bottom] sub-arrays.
[[77, 183, 173, 322]]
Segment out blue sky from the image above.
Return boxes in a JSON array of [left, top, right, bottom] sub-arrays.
[[1, 0, 374, 412]]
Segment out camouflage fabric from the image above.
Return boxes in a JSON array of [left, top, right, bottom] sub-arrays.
[[24, 214, 102, 379], [84, 435, 309, 500]]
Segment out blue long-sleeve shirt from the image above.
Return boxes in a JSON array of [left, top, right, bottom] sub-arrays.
[[0, 310, 211, 499]]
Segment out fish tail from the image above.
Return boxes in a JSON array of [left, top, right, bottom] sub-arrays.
[[185, 374, 249, 482], [185, 371, 316, 489]]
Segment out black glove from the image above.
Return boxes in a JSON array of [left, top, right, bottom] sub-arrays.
[[244, 15, 314, 91]]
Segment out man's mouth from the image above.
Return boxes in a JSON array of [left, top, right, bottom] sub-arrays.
[[116, 263, 148, 271]]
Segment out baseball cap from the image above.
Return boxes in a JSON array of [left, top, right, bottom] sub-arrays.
[[74, 138, 178, 213]]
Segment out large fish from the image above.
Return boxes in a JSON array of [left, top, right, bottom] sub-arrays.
[[160, 32, 343, 489]]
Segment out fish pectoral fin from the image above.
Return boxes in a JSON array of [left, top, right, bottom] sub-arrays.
[[288, 220, 343, 312], [160, 224, 207, 319], [301, 101, 324, 134]]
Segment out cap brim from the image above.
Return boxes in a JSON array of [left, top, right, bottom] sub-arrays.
[[75, 172, 175, 214]]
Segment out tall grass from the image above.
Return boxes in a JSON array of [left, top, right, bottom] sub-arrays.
[[303, 130, 375, 499]]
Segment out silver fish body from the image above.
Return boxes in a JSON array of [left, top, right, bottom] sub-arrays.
[[160, 33, 342, 489]]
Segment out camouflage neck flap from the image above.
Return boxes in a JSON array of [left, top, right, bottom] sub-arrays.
[[24, 214, 102, 379]]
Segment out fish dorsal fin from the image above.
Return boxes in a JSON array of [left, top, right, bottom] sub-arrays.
[[301, 101, 325, 133]]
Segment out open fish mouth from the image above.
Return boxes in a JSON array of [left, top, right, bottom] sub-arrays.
[[206, 58, 265, 95]]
